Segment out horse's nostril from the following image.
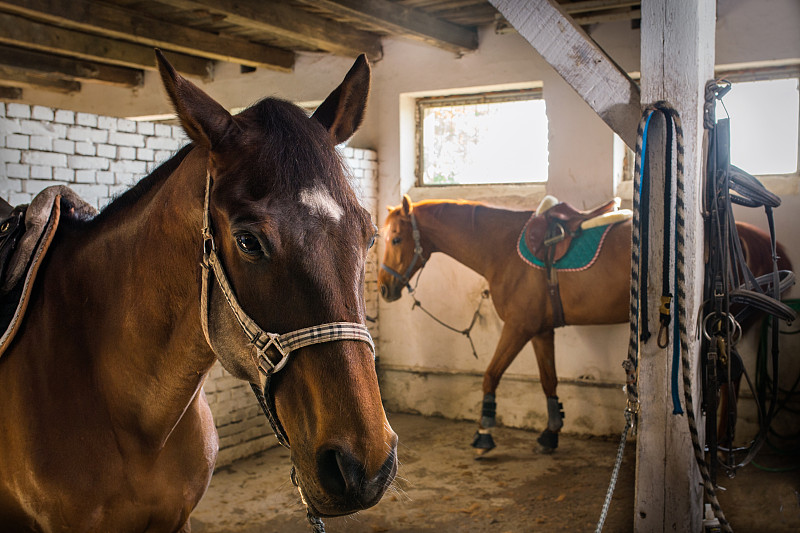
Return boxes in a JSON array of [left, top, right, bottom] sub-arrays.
[[317, 448, 365, 500], [380, 284, 388, 298]]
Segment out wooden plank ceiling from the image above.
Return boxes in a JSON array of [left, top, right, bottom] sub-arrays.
[[0, 0, 640, 99]]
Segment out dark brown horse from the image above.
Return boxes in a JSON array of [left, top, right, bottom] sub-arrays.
[[378, 195, 789, 454], [0, 52, 397, 531]]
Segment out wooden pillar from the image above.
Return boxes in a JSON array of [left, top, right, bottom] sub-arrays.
[[636, 1, 715, 531]]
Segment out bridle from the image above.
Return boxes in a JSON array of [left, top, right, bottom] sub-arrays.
[[198, 170, 375, 448], [380, 211, 425, 290]]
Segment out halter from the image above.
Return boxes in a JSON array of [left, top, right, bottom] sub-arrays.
[[198, 170, 375, 448], [380, 211, 425, 289]]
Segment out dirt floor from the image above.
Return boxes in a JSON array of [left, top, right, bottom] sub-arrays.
[[191, 413, 800, 533]]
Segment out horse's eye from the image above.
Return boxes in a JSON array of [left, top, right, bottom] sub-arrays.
[[235, 233, 262, 255], [391, 236, 402, 246]]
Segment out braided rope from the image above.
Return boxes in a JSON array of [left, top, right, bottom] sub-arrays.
[[595, 411, 632, 532], [631, 103, 732, 532]]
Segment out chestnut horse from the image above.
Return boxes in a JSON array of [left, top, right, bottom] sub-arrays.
[[0, 52, 397, 531], [379, 195, 789, 454]]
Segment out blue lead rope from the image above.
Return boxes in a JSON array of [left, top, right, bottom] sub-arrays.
[[639, 109, 683, 415]]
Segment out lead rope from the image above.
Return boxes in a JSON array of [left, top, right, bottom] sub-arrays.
[[407, 267, 489, 359], [599, 101, 732, 532]]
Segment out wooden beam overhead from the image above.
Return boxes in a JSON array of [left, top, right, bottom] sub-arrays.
[[296, 0, 478, 54], [0, 0, 294, 72], [489, 0, 641, 149], [0, 86, 23, 100], [560, 0, 640, 15], [573, 9, 641, 25], [0, 12, 213, 79], [0, 66, 81, 94], [157, 0, 383, 59], [0, 45, 143, 88]]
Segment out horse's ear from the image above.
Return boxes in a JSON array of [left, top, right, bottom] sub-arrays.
[[401, 195, 413, 216], [311, 54, 370, 145], [155, 49, 236, 149]]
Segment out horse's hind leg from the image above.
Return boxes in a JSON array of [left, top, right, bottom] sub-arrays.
[[532, 330, 564, 454], [472, 323, 531, 456]]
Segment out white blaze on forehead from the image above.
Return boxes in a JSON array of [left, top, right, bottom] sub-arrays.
[[299, 186, 343, 222]]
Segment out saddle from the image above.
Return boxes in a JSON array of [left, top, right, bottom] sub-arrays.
[[524, 196, 618, 263], [521, 196, 627, 329], [0, 186, 96, 357]]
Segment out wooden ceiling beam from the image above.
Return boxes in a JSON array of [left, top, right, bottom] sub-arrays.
[[0, 12, 212, 79], [0, 45, 143, 88], [0, 86, 23, 100], [559, 0, 640, 15], [573, 8, 641, 25], [296, 0, 478, 54], [0, 0, 293, 72], [157, 0, 382, 59], [0, 66, 81, 94]]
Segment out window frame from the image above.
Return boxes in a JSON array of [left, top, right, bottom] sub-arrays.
[[415, 88, 546, 187], [713, 65, 800, 178]]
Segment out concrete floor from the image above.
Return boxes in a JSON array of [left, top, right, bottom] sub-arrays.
[[191, 412, 800, 533]]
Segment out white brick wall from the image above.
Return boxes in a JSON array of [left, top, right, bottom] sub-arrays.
[[0, 102, 185, 208], [0, 102, 380, 468]]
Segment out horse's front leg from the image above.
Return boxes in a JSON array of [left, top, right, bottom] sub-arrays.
[[532, 329, 564, 454], [471, 323, 531, 456]]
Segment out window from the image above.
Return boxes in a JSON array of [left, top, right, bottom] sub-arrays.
[[416, 90, 548, 186], [715, 75, 799, 176]]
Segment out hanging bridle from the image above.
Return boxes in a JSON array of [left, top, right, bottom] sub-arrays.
[[380, 211, 425, 290], [198, 170, 375, 448]]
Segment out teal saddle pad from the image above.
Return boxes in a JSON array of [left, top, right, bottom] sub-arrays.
[[517, 223, 614, 271]]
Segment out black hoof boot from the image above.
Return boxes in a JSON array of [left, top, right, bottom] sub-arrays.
[[472, 429, 496, 457], [536, 428, 559, 454]]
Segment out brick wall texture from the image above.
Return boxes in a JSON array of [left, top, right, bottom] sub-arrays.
[[0, 102, 380, 467]]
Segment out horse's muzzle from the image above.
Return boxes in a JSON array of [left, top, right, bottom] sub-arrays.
[[379, 281, 402, 302], [309, 442, 398, 517]]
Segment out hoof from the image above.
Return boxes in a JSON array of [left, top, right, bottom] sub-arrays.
[[536, 428, 559, 454], [471, 430, 496, 454]]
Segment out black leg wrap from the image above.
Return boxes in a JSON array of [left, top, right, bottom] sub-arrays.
[[480, 393, 497, 428], [537, 428, 559, 453], [471, 430, 496, 451]]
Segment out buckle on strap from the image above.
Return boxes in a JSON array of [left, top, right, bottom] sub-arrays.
[[254, 323, 375, 377], [257, 333, 291, 374]]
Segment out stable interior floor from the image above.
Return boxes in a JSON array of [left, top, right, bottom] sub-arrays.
[[191, 412, 799, 533]]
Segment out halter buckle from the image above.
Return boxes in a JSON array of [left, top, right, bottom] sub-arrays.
[[258, 333, 291, 374], [202, 226, 216, 255]]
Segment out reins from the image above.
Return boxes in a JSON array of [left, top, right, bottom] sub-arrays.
[[198, 170, 375, 532], [702, 81, 796, 484], [383, 211, 488, 359]]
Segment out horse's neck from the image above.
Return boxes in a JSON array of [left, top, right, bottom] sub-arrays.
[[417, 202, 526, 278], [55, 151, 214, 449]]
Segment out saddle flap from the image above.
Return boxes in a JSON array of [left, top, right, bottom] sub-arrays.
[[0, 186, 97, 358]]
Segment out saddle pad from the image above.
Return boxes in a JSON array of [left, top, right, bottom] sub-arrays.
[[517, 223, 616, 272]]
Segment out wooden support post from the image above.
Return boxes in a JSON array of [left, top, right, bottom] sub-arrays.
[[489, 0, 641, 149], [636, 1, 715, 532]]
